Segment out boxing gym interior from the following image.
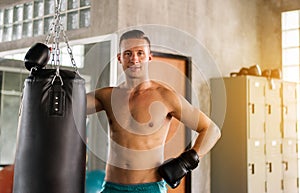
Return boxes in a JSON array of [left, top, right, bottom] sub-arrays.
[[0, 0, 300, 193]]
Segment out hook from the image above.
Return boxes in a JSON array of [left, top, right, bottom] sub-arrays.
[[51, 67, 63, 86]]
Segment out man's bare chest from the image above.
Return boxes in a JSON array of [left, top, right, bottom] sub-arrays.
[[108, 89, 170, 135]]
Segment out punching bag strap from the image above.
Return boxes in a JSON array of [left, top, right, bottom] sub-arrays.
[[50, 66, 64, 116], [50, 78, 65, 117]]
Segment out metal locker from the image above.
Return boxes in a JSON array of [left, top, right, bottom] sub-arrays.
[[282, 178, 299, 193], [248, 78, 266, 104], [265, 156, 283, 193], [281, 82, 298, 193], [282, 139, 298, 157], [265, 103, 282, 139], [248, 103, 266, 139], [283, 120, 298, 138], [265, 79, 282, 104], [282, 157, 298, 193], [282, 156, 298, 179], [211, 76, 298, 193], [282, 102, 297, 138], [265, 80, 282, 139], [248, 77, 266, 139], [247, 139, 266, 193], [282, 139, 298, 193], [282, 82, 297, 102], [282, 82, 298, 138]]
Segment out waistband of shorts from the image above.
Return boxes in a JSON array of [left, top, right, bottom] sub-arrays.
[[103, 180, 166, 191]]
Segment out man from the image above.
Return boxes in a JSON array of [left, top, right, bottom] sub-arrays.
[[86, 30, 221, 193]]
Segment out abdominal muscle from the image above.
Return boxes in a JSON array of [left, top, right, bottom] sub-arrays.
[[105, 146, 164, 184], [104, 124, 169, 184]]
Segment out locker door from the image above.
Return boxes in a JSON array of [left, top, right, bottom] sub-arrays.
[[248, 139, 266, 193], [282, 105, 297, 138], [283, 102, 297, 121], [265, 156, 283, 193], [282, 139, 298, 193], [248, 78, 266, 139], [265, 139, 283, 193], [282, 139, 298, 159], [265, 80, 281, 104], [265, 80, 282, 139], [282, 82, 297, 138], [282, 157, 298, 193], [265, 103, 282, 139], [283, 120, 297, 139], [282, 82, 297, 103], [248, 77, 266, 104]]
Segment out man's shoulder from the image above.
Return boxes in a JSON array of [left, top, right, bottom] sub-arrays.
[[94, 87, 114, 98], [96, 86, 114, 92]]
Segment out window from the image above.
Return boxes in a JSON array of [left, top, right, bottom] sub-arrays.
[[3, 44, 85, 69], [0, 70, 28, 165], [0, 0, 91, 42], [282, 10, 300, 193], [282, 10, 300, 133], [282, 10, 300, 82]]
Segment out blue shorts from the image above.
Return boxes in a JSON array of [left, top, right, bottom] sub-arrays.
[[101, 180, 168, 193]]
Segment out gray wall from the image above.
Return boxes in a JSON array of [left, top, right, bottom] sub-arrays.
[[1, 0, 300, 192], [259, 0, 300, 69]]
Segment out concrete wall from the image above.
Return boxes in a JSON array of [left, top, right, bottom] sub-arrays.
[[117, 0, 260, 76], [258, 0, 300, 70]]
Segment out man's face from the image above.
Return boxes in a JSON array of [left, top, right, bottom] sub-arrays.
[[118, 38, 152, 79]]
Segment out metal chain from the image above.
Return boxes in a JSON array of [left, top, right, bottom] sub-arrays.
[[44, 0, 78, 73], [51, 0, 63, 85], [45, 19, 55, 45], [54, 15, 61, 67], [61, 24, 78, 72]]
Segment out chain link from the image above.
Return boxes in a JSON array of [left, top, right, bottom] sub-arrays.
[[54, 15, 61, 67], [61, 24, 78, 72], [44, 0, 78, 72]]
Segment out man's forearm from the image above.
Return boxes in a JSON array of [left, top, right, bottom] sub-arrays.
[[192, 121, 221, 158]]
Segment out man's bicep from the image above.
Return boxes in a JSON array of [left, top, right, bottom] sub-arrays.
[[170, 95, 206, 131]]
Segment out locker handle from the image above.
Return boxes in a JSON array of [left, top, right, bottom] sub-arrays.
[[283, 106, 288, 114], [248, 163, 255, 174], [266, 162, 272, 173], [282, 161, 288, 171], [267, 104, 271, 114], [249, 103, 255, 114]]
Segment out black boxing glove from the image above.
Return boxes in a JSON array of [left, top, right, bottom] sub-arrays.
[[24, 42, 50, 71], [158, 149, 199, 189]]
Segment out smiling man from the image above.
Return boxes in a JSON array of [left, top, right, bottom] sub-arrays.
[[86, 29, 221, 193]]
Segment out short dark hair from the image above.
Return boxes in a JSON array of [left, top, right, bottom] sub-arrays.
[[119, 30, 151, 51]]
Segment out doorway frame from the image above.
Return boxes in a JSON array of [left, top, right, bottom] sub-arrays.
[[152, 51, 192, 193]]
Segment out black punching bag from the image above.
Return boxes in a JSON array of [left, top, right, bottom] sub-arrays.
[[13, 69, 87, 193]]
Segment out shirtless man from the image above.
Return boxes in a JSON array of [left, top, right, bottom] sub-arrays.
[[86, 30, 221, 193]]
